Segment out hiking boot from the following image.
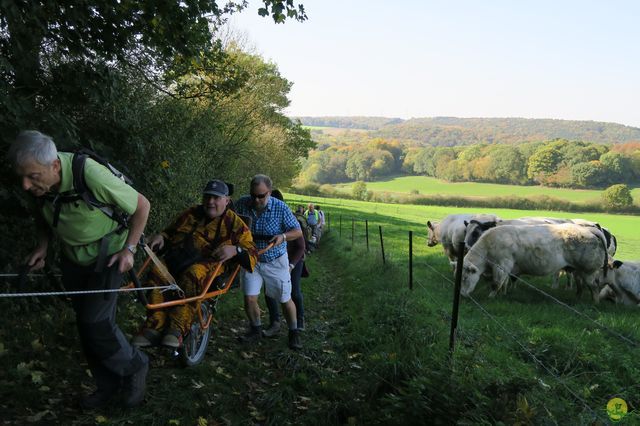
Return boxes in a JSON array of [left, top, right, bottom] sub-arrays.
[[124, 358, 149, 408], [80, 387, 117, 410], [238, 325, 262, 343], [131, 328, 161, 347], [288, 329, 302, 350], [161, 328, 183, 348], [262, 321, 281, 338]]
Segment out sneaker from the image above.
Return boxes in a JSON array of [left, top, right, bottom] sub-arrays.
[[238, 325, 262, 343], [161, 329, 183, 348], [262, 321, 281, 338], [131, 328, 161, 347], [80, 387, 117, 410], [124, 358, 149, 408], [288, 329, 302, 350]]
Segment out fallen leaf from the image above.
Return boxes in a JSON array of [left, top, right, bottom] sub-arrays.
[[95, 415, 108, 424], [31, 371, 44, 385], [31, 339, 44, 352], [192, 380, 205, 389], [197, 417, 208, 426]]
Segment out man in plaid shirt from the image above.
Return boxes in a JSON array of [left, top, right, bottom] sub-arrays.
[[235, 175, 303, 349]]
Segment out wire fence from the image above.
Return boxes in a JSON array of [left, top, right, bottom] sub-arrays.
[[329, 211, 635, 423]]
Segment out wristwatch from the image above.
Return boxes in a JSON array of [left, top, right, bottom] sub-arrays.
[[236, 246, 243, 255], [126, 244, 137, 255]]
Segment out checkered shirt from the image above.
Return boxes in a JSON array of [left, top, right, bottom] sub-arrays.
[[235, 195, 300, 262]]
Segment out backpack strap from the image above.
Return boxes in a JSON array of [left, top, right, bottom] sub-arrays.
[[71, 152, 129, 228]]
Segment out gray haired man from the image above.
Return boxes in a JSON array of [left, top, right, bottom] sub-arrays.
[[8, 131, 151, 409]]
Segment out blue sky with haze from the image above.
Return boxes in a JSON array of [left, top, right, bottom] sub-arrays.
[[229, 1, 640, 127]]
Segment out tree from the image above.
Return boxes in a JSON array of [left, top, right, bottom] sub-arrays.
[[602, 184, 633, 209], [352, 181, 368, 200], [527, 145, 564, 183], [599, 151, 632, 184], [571, 161, 608, 188]]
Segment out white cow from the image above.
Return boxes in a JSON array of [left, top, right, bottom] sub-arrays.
[[460, 224, 609, 300], [598, 260, 640, 306], [463, 217, 559, 249], [427, 214, 498, 263]]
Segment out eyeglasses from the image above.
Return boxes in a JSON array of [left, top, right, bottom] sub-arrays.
[[251, 192, 269, 199]]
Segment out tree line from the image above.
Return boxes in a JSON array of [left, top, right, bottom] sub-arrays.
[[298, 135, 640, 191], [0, 1, 314, 269]]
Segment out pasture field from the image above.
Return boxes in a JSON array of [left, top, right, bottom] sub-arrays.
[[289, 193, 640, 260], [286, 193, 640, 423], [334, 175, 640, 205]]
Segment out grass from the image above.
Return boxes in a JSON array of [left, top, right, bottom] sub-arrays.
[[333, 175, 640, 205], [288, 193, 640, 260], [2, 194, 640, 424]]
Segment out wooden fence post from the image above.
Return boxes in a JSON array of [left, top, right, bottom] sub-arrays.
[[409, 231, 413, 290], [379, 226, 386, 265], [365, 220, 369, 252], [351, 218, 355, 245], [449, 242, 465, 354]]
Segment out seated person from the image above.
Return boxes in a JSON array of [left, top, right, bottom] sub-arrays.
[[132, 180, 257, 348]]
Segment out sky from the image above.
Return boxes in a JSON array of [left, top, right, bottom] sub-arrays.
[[228, 1, 640, 128]]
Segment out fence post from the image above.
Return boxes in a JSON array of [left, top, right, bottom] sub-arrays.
[[379, 225, 386, 265], [409, 231, 413, 290], [365, 220, 369, 252], [339, 215, 342, 237], [351, 218, 355, 245], [449, 242, 465, 354]]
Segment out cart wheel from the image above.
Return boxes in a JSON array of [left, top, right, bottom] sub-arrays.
[[179, 302, 212, 367]]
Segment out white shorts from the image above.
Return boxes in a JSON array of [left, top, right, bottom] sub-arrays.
[[241, 253, 292, 303]]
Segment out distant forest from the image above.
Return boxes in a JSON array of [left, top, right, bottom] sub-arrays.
[[295, 117, 640, 190], [297, 116, 640, 146]]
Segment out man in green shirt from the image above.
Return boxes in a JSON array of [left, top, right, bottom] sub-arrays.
[[9, 130, 151, 409]]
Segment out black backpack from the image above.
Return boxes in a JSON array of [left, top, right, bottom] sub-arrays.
[[46, 148, 133, 228]]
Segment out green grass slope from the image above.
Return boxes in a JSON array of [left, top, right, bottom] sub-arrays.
[[334, 176, 640, 205]]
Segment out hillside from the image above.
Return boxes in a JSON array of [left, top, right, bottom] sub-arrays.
[[296, 116, 640, 146]]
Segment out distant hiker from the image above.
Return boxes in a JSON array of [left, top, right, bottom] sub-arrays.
[[294, 205, 314, 252], [263, 189, 307, 333], [316, 205, 325, 243], [235, 175, 303, 350], [9, 130, 150, 409], [131, 179, 257, 349], [304, 203, 319, 238]]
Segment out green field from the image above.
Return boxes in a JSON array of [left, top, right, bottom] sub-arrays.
[[289, 193, 640, 259], [334, 175, 640, 204], [286, 193, 640, 423]]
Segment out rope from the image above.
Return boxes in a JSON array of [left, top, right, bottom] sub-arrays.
[[472, 252, 639, 348], [466, 294, 604, 422], [0, 273, 62, 277], [0, 283, 179, 298]]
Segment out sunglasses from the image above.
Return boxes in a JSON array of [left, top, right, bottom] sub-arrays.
[[251, 192, 269, 199]]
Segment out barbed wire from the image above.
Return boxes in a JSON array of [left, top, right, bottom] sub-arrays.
[[469, 251, 639, 348], [465, 293, 604, 422]]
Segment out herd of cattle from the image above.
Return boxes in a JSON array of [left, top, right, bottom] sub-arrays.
[[426, 214, 639, 306]]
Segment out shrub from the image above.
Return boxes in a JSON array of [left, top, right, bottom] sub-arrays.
[[352, 181, 368, 200], [602, 184, 633, 209]]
